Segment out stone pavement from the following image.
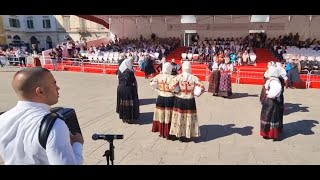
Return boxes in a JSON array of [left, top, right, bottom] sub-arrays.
[[0, 68, 319, 165]]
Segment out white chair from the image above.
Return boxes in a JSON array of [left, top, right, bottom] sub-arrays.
[[108, 52, 114, 62], [98, 56, 104, 63], [187, 53, 193, 60], [181, 53, 187, 60], [249, 53, 257, 62], [192, 54, 199, 62], [307, 56, 315, 61]]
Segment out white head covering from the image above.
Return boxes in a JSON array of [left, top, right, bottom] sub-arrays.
[[267, 61, 276, 68], [162, 62, 172, 75], [182, 61, 192, 81], [267, 66, 280, 78], [264, 61, 276, 78], [161, 57, 166, 64], [182, 61, 191, 74], [276, 62, 288, 80], [119, 59, 133, 73]]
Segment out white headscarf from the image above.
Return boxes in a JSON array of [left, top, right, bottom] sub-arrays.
[[119, 59, 133, 73], [265, 66, 280, 89], [161, 57, 166, 64], [264, 61, 276, 78], [182, 61, 192, 81], [267, 66, 280, 78], [276, 62, 288, 80], [162, 62, 172, 75]]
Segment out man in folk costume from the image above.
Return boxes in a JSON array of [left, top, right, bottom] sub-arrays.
[[260, 66, 283, 141], [168, 61, 205, 142], [276, 62, 287, 132], [116, 58, 140, 124], [218, 57, 234, 98], [207, 55, 221, 96], [150, 62, 175, 139]]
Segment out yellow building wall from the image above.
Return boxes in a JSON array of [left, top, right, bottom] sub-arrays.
[[0, 16, 6, 45]]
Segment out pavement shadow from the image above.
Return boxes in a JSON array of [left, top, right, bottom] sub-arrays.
[[279, 120, 318, 141], [229, 93, 259, 99], [197, 124, 254, 143], [138, 112, 154, 125], [284, 103, 309, 116], [139, 98, 156, 106]]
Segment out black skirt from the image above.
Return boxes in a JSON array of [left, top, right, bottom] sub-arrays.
[[116, 84, 140, 123], [260, 98, 281, 139]]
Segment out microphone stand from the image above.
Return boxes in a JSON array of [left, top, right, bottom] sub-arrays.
[[103, 140, 115, 165]]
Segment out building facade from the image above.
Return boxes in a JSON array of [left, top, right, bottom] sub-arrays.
[[1, 15, 110, 51]]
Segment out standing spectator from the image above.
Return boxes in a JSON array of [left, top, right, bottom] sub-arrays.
[[49, 49, 57, 71]]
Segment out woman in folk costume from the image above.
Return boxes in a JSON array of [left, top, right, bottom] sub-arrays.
[[218, 57, 234, 98], [168, 61, 205, 142], [276, 62, 287, 132], [116, 58, 140, 124], [217, 50, 224, 64], [150, 62, 175, 139], [207, 55, 221, 96], [260, 61, 276, 104], [260, 66, 283, 141]]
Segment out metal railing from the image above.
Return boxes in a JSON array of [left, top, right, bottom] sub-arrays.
[[39, 56, 320, 89]]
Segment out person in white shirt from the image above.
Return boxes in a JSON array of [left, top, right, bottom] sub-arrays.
[[260, 66, 283, 141], [0, 67, 84, 165]]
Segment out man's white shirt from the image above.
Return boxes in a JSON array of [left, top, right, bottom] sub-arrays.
[[0, 101, 83, 165]]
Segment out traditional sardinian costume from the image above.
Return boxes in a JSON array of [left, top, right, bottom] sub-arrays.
[[116, 59, 140, 123], [150, 63, 175, 139], [218, 61, 234, 98], [207, 57, 220, 95], [168, 61, 205, 140], [260, 66, 283, 140]]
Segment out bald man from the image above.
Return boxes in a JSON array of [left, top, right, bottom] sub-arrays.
[[0, 67, 84, 165]]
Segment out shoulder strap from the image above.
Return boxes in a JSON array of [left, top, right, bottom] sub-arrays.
[[39, 113, 59, 150]]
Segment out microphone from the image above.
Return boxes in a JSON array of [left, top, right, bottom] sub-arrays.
[[92, 133, 124, 141]]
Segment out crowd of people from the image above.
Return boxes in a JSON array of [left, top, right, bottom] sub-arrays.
[[185, 38, 256, 66], [0, 33, 316, 165]]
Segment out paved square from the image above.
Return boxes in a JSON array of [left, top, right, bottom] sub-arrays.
[[0, 68, 319, 165]]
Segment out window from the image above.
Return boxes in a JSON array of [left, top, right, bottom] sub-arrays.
[[42, 17, 51, 29], [9, 18, 20, 28], [250, 15, 270, 23], [27, 19, 34, 29]]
